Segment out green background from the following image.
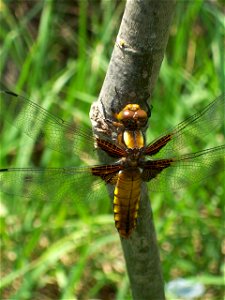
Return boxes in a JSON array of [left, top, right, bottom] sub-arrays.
[[0, 1, 224, 299]]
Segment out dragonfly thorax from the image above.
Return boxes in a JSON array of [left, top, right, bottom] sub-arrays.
[[120, 147, 145, 168]]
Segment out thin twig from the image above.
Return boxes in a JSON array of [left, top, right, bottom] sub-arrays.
[[90, 1, 176, 299]]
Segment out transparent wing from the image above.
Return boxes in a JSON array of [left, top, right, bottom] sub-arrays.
[[142, 145, 225, 191], [0, 165, 121, 203], [0, 90, 97, 158], [0, 90, 122, 205], [145, 95, 225, 158]]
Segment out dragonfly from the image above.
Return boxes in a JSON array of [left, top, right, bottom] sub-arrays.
[[0, 90, 224, 238]]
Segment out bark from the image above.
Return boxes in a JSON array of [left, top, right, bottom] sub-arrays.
[[90, 1, 176, 299]]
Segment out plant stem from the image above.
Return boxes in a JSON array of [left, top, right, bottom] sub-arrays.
[[90, 1, 176, 299]]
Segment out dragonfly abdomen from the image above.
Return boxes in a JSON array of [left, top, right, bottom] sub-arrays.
[[114, 169, 141, 238]]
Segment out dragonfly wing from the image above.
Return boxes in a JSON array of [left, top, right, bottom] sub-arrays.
[[142, 145, 225, 191], [145, 95, 225, 157], [0, 164, 121, 203], [0, 90, 98, 158]]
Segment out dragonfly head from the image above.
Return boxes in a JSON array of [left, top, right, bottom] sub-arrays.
[[114, 104, 148, 130]]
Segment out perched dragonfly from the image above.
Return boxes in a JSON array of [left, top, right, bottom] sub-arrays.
[[0, 91, 224, 238]]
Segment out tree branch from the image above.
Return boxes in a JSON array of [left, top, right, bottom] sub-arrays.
[[90, 1, 176, 299]]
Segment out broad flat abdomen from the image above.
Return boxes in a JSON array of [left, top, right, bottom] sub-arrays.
[[114, 169, 141, 238]]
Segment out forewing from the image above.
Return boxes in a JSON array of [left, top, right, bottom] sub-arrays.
[[0, 90, 98, 158], [145, 95, 225, 158], [142, 145, 224, 191]]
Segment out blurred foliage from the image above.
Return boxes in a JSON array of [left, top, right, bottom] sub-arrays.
[[0, 1, 224, 299]]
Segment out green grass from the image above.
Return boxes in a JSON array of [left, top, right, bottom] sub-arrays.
[[0, 1, 224, 299]]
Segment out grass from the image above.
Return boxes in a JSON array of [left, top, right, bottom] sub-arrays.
[[0, 1, 224, 299]]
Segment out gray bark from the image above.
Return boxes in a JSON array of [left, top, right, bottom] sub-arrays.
[[90, 1, 176, 299]]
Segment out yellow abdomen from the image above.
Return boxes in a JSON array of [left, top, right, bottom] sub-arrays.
[[113, 169, 141, 238]]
